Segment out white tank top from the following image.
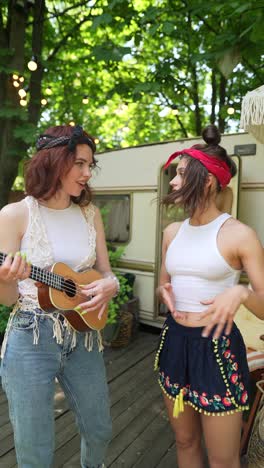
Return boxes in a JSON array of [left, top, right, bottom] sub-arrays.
[[38, 203, 94, 268], [165, 213, 241, 313]]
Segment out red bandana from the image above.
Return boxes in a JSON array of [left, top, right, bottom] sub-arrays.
[[164, 148, 232, 189]]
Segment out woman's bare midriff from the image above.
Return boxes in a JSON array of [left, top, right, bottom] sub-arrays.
[[173, 311, 212, 328]]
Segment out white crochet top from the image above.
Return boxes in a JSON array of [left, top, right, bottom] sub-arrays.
[[18, 196, 96, 311]]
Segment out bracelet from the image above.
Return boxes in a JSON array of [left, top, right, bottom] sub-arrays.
[[104, 273, 120, 297]]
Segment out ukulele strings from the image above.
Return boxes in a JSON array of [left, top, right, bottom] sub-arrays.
[[0, 254, 96, 300], [32, 268, 96, 299]]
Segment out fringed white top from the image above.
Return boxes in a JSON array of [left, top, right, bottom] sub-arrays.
[[18, 196, 96, 310]]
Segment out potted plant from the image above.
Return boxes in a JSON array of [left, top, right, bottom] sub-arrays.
[[103, 245, 132, 344]]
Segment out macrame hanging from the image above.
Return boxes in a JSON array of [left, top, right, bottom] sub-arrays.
[[240, 85, 264, 144]]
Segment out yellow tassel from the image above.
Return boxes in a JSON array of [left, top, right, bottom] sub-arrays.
[[173, 389, 184, 418]]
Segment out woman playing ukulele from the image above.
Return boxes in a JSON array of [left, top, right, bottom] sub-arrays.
[[0, 125, 117, 468]]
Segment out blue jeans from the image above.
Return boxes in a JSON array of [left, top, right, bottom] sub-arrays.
[[1, 311, 112, 468]]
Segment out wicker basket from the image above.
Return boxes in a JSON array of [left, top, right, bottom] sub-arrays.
[[110, 310, 133, 348]]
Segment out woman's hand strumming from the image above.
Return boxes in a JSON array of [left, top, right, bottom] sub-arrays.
[[76, 277, 118, 320]]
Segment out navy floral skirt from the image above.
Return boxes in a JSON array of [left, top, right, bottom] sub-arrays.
[[154, 314, 250, 417]]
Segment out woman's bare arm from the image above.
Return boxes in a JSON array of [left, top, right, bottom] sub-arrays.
[[238, 226, 264, 320], [0, 201, 30, 305], [93, 206, 112, 276], [77, 206, 118, 315], [157, 223, 184, 317]]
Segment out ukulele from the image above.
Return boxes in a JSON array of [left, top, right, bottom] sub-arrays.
[[0, 253, 108, 332]]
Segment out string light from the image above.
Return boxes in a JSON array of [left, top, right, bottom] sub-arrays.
[[27, 56, 38, 71], [13, 81, 20, 88], [69, 121, 75, 126], [172, 108, 179, 115], [18, 88, 27, 98], [19, 76, 24, 83], [82, 96, 89, 104], [12, 74, 19, 80], [94, 138, 99, 144], [227, 107, 235, 115], [41, 98, 47, 106], [45, 87, 52, 95], [20, 99, 27, 107]]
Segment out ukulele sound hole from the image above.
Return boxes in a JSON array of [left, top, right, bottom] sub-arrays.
[[62, 279, 76, 298]]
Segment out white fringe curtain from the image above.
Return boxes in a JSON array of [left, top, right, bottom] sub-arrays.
[[240, 85, 264, 143]]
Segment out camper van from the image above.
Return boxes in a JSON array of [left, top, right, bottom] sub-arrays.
[[91, 132, 263, 328]]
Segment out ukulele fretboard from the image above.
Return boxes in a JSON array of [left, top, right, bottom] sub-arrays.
[[0, 252, 63, 291]]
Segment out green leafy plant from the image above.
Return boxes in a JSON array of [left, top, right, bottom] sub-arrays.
[[99, 206, 133, 325], [107, 244, 132, 325], [0, 304, 12, 335]]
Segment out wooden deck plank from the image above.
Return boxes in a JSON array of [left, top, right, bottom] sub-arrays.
[[106, 333, 157, 382], [107, 391, 163, 466], [110, 408, 173, 468], [155, 443, 178, 468], [109, 352, 155, 406]]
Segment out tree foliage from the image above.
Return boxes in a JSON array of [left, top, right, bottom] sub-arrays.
[[0, 0, 263, 207]]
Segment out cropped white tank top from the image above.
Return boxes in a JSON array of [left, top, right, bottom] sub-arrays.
[[165, 213, 241, 313], [18, 196, 96, 310]]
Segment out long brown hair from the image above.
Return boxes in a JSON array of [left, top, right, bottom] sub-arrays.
[[163, 125, 237, 216], [25, 125, 97, 206]]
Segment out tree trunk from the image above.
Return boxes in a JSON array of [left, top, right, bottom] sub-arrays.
[[218, 74, 227, 133], [0, 4, 28, 208], [28, 0, 45, 125], [191, 63, 202, 136], [0, 0, 45, 209], [210, 68, 217, 124]]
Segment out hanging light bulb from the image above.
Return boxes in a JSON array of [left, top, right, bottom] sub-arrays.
[[227, 107, 235, 115], [20, 99, 27, 107], [82, 95, 89, 104], [13, 81, 20, 88], [18, 88, 27, 98], [41, 98, 47, 106], [27, 56, 38, 71], [45, 87, 52, 95]]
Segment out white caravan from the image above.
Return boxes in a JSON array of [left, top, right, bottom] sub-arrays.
[[91, 132, 263, 327]]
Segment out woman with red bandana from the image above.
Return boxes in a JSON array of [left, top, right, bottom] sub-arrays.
[[155, 124, 264, 468]]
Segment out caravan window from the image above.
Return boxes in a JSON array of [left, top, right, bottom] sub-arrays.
[[94, 194, 130, 243]]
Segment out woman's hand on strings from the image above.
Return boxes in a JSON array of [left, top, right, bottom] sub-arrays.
[[198, 285, 249, 339], [76, 277, 117, 319]]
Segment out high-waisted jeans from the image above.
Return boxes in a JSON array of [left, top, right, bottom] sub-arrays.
[[1, 311, 112, 468]]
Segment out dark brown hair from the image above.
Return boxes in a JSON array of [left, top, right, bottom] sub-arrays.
[[25, 125, 97, 206], [163, 125, 237, 216]]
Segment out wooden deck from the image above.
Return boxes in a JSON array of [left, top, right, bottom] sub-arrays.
[[0, 327, 251, 467], [0, 328, 181, 468]]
